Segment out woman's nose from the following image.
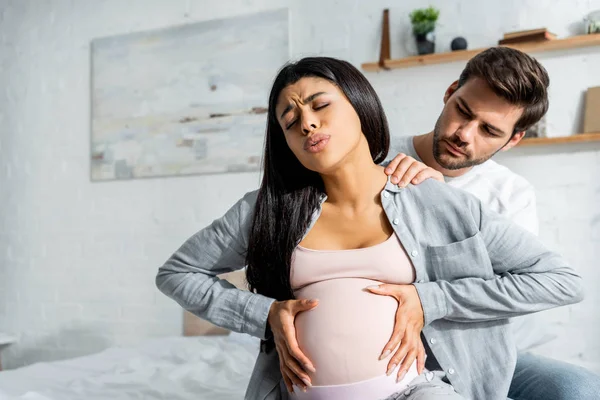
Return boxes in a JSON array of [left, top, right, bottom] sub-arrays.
[[302, 123, 317, 135], [301, 113, 319, 135]]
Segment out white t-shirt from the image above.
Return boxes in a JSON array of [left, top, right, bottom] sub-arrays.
[[391, 135, 538, 235], [390, 135, 553, 352]]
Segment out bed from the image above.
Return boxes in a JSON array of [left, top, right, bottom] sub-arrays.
[[0, 271, 261, 400]]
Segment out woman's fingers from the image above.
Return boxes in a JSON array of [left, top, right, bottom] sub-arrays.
[[277, 343, 312, 391], [282, 318, 316, 372], [273, 299, 317, 373], [397, 349, 417, 382], [280, 361, 294, 393], [282, 364, 309, 392], [387, 326, 415, 376], [379, 305, 406, 360], [366, 285, 406, 361], [270, 299, 320, 393], [283, 345, 313, 387], [416, 339, 426, 374], [380, 324, 403, 360], [387, 339, 409, 376]]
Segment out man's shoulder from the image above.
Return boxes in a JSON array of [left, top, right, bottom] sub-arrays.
[[390, 135, 419, 159], [449, 160, 536, 218], [474, 160, 535, 195]]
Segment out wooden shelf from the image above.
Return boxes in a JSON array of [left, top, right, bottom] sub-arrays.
[[362, 33, 600, 71], [517, 133, 600, 147]]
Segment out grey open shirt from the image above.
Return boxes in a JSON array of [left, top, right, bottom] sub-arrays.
[[156, 178, 583, 400]]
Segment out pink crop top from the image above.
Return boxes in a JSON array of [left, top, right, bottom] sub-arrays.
[[290, 233, 416, 386]]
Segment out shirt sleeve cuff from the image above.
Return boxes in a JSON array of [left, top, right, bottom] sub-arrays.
[[241, 293, 276, 339], [413, 282, 448, 326]]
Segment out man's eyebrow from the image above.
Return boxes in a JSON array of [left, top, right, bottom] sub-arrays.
[[457, 97, 506, 135], [279, 92, 327, 120]]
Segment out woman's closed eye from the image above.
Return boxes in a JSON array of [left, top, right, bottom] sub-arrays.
[[284, 104, 329, 130], [285, 119, 297, 130]]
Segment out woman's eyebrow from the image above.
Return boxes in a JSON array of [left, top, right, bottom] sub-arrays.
[[279, 92, 327, 120]]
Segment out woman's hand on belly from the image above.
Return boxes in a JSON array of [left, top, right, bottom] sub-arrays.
[[366, 283, 426, 381], [268, 298, 319, 393]]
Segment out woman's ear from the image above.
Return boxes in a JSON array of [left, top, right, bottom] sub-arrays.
[[443, 81, 460, 104]]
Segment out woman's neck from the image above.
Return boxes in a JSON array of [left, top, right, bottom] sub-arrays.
[[320, 158, 387, 211]]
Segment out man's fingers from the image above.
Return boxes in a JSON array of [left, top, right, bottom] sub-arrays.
[[412, 169, 444, 184], [390, 157, 415, 184], [384, 153, 407, 174], [398, 163, 426, 187]]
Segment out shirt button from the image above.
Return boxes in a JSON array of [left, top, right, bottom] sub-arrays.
[[425, 371, 434, 382], [383, 192, 390, 198], [411, 250, 418, 257], [393, 218, 399, 225], [430, 338, 436, 345], [448, 368, 455, 375]]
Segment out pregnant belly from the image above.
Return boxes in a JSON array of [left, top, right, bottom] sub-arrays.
[[294, 278, 399, 386]]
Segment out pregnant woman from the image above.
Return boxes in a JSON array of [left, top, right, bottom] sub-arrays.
[[156, 57, 582, 400]]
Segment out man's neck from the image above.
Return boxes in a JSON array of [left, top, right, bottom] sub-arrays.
[[412, 132, 473, 178]]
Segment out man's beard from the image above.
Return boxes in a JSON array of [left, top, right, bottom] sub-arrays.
[[432, 115, 499, 170]]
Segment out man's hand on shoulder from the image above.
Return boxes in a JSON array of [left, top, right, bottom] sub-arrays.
[[384, 153, 444, 187]]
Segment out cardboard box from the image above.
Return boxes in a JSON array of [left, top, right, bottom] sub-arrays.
[[584, 86, 600, 133]]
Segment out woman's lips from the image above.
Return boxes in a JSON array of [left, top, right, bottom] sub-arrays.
[[304, 134, 331, 153]]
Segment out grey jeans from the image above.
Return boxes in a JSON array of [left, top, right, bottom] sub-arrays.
[[383, 371, 464, 400]]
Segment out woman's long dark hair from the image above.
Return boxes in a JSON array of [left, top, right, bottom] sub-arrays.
[[246, 57, 390, 304]]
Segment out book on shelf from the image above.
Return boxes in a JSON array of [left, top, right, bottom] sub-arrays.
[[503, 28, 549, 39], [499, 31, 556, 45], [584, 87, 600, 133], [499, 28, 556, 45]]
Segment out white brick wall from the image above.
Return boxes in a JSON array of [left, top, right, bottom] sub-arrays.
[[1, 0, 599, 374]]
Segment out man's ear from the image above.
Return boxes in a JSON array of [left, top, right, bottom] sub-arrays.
[[443, 81, 460, 104], [502, 131, 526, 151]]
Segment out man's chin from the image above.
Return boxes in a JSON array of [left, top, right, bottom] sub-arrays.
[[437, 154, 472, 170]]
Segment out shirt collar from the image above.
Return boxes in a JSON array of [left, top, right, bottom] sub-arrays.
[[383, 174, 405, 193]]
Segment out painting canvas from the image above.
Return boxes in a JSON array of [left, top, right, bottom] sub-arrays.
[[91, 9, 289, 180]]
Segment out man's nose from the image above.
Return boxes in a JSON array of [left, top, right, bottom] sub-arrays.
[[456, 120, 477, 144]]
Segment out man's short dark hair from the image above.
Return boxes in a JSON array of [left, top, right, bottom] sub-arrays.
[[458, 47, 550, 136]]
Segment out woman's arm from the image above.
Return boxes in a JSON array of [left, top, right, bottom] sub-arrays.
[[414, 194, 584, 326], [155, 190, 276, 339]]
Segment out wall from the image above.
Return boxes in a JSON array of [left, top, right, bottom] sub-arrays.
[[1, 0, 599, 373]]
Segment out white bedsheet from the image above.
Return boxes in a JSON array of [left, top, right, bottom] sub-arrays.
[[0, 334, 260, 400]]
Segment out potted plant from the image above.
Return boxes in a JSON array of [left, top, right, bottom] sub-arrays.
[[409, 6, 440, 55]]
